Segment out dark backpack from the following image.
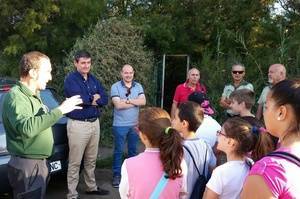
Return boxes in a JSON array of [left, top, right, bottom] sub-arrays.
[[267, 151, 300, 167], [183, 145, 208, 199]]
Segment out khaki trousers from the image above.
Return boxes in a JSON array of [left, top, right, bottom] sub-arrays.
[[66, 119, 100, 199]]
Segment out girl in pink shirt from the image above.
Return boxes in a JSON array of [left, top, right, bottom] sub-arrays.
[[241, 79, 300, 198], [119, 107, 187, 199]]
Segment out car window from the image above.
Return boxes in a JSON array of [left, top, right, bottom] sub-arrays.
[[0, 93, 7, 126], [40, 89, 60, 110], [0, 89, 61, 126]]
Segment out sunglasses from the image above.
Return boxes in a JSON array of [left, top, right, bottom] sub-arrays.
[[216, 130, 227, 137], [232, 71, 244, 74]]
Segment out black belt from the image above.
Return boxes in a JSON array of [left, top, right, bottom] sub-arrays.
[[71, 117, 98, 122]]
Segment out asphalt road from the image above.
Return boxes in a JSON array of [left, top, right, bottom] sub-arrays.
[[0, 169, 120, 199], [46, 168, 120, 199], [0, 146, 144, 199]]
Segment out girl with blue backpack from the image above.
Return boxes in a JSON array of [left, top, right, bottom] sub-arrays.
[[119, 107, 187, 199]]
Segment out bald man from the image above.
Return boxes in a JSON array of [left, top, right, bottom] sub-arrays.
[[110, 64, 146, 188], [256, 64, 286, 120], [170, 67, 207, 119]]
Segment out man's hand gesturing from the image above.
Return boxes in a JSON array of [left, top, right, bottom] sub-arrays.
[[58, 95, 83, 114]]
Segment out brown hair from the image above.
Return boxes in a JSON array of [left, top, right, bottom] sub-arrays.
[[20, 51, 50, 77], [223, 117, 255, 157], [270, 79, 300, 133], [251, 131, 276, 162], [138, 107, 183, 179], [177, 101, 204, 132], [224, 117, 276, 161], [229, 89, 255, 110]]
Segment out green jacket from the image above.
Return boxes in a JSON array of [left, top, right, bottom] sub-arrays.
[[2, 82, 63, 159]]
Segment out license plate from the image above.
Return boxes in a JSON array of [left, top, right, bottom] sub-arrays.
[[50, 160, 62, 172]]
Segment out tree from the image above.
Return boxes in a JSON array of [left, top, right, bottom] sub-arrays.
[[55, 18, 155, 143], [0, 0, 106, 77]]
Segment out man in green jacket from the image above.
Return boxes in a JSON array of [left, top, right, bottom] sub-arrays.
[[2, 51, 83, 198]]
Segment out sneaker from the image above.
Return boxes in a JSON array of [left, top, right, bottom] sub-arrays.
[[85, 187, 109, 195], [112, 176, 121, 188]]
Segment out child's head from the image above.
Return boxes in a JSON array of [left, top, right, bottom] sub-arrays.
[[188, 92, 215, 116], [229, 89, 255, 114], [171, 101, 203, 137], [138, 107, 183, 179], [217, 117, 255, 157], [264, 79, 300, 138]]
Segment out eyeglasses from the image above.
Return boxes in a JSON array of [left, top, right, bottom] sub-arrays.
[[125, 87, 131, 97], [216, 130, 227, 137], [232, 71, 244, 75]]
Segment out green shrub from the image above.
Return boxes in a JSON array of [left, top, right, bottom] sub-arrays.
[[54, 18, 155, 146]]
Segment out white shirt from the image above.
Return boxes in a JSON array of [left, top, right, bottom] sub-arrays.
[[257, 85, 271, 112], [206, 160, 250, 199], [195, 115, 221, 147]]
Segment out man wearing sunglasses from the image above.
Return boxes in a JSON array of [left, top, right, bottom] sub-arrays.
[[110, 64, 146, 188], [219, 64, 253, 117]]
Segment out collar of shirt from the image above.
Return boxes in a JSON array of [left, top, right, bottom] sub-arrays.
[[145, 148, 160, 152], [121, 80, 137, 88], [17, 81, 41, 100], [183, 82, 201, 91], [74, 70, 91, 81]]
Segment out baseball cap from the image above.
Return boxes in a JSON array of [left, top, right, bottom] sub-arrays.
[[188, 92, 215, 116]]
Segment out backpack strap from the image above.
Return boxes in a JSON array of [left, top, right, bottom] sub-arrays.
[[267, 151, 300, 167], [183, 145, 207, 177], [149, 172, 169, 199]]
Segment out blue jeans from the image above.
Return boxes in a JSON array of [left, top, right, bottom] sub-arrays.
[[112, 126, 139, 177]]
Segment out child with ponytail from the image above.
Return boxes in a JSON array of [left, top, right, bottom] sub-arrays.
[[119, 107, 187, 199], [241, 79, 300, 198], [229, 89, 276, 161], [203, 117, 255, 199]]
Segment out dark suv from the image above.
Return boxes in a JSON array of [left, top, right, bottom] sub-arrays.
[[0, 80, 69, 194]]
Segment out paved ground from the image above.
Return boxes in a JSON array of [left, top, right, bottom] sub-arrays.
[[46, 144, 145, 199], [0, 145, 145, 199], [46, 168, 120, 199]]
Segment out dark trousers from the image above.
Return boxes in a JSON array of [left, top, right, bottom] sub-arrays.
[[8, 156, 49, 199]]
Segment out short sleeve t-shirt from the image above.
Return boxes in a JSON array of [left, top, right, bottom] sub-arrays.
[[257, 85, 271, 112], [206, 160, 251, 199], [110, 81, 144, 126], [195, 115, 221, 147], [173, 82, 206, 105], [248, 147, 300, 198], [183, 138, 216, 198], [221, 81, 254, 115]]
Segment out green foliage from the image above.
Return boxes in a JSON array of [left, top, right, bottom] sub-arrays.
[[108, 0, 300, 122], [55, 18, 155, 145], [0, 0, 105, 77]]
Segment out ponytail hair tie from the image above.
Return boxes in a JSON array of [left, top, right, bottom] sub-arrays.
[[165, 127, 172, 135], [252, 126, 267, 136]]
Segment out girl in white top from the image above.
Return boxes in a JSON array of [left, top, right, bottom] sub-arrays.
[[203, 117, 255, 199]]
